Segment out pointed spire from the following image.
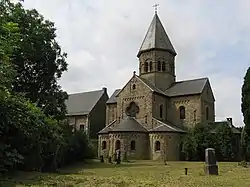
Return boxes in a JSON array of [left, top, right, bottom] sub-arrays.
[[137, 13, 177, 57]]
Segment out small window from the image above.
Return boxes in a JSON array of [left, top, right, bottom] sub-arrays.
[[132, 84, 136, 90], [157, 61, 161, 71], [80, 124, 85, 130], [206, 107, 209, 120], [102, 141, 107, 150], [162, 62, 166, 71], [144, 62, 149, 72], [115, 140, 121, 150], [149, 61, 153, 71], [155, 141, 161, 151], [194, 110, 197, 121], [179, 106, 185, 119], [145, 115, 147, 124], [130, 140, 136, 150], [160, 105, 163, 118]]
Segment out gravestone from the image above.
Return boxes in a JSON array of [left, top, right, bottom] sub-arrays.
[[204, 148, 218, 175], [123, 151, 128, 162]]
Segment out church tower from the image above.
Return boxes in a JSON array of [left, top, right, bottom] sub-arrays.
[[137, 12, 177, 91]]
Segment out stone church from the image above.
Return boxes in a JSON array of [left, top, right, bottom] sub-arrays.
[[97, 12, 215, 161]]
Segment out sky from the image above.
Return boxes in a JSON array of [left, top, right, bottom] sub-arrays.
[[20, 0, 250, 127]]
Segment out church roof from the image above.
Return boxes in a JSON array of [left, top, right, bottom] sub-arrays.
[[98, 120, 117, 134], [65, 88, 107, 116], [137, 13, 176, 57], [111, 117, 148, 133], [165, 78, 208, 97], [106, 89, 121, 104], [150, 118, 185, 133]]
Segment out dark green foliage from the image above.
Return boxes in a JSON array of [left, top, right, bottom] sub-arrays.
[[2, 0, 68, 120], [241, 67, 250, 161], [0, 1, 94, 175], [181, 123, 239, 161]]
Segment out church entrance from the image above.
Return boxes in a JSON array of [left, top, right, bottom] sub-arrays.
[[115, 140, 121, 150]]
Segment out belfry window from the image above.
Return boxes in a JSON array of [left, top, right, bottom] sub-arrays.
[[179, 106, 185, 119], [160, 105, 163, 118], [157, 61, 161, 71], [155, 141, 161, 151], [149, 61, 153, 71], [144, 62, 149, 72], [162, 62, 166, 71]]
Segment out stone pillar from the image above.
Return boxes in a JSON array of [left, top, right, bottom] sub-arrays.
[[204, 148, 218, 175]]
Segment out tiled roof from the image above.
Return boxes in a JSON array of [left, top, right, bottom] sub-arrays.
[[106, 89, 121, 104], [149, 118, 185, 133], [65, 89, 106, 116]]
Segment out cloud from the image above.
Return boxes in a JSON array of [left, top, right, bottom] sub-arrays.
[[21, 0, 250, 126]]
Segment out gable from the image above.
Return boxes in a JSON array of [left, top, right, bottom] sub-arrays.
[[66, 89, 106, 116], [201, 79, 215, 102], [116, 74, 155, 97]]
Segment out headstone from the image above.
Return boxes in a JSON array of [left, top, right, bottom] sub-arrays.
[[204, 148, 218, 175], [100, 155, 104, 163], [185, 168, 188, 175], [123, 151, 128, 162]]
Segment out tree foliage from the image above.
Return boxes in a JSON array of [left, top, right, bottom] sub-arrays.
[[2, 0, 68, 120], [241, 67, 250, 161], [181, 123, 239, 161], [0, 1, 94, 175]]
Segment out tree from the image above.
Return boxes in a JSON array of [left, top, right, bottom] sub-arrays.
[[2, 0, 68, 119], [241, 67, 250, 161], [215, 123, 234, 161], [181, 130, 197, 161]]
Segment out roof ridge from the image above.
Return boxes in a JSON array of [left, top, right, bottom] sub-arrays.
[[152, 118, 177, 131], [68, 89, 103, 96], [134, 118, 148, 131], [175, 77, 208, 83]]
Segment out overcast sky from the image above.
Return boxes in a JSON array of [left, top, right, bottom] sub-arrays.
[[21, 0, 250, 126]]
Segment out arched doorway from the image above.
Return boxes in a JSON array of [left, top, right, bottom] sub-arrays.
[[115, 140, 121, 150]]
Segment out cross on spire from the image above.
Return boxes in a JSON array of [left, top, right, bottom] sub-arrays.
[[153, 4, 159, 14]]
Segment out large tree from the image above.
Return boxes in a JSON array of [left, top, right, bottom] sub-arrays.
[[2, 0, 68, 119], [241, 67, 250, 161]]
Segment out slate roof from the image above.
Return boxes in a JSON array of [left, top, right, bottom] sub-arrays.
[[150, 118, 185, 133], [106, 89, 121, 104], [165, 78, 208, 97], [137, 13, 176, 57], [98, 120, 117, 134], [65, 89, 105, 116], [111, 117, 148, 133]]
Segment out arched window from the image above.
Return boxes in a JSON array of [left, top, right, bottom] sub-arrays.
[[155, 141, 161, 151], [157, 61, 161, 71], [179, 106, 185, 119], [79, 124, 85, 130], [149, 61, 153, 71], [162, 62, 166, 71], [130, 140, 136, 150], [132, 84, 136, 90], [115, 140, 121, 150], [160, 105, 163, 118], [144, 62, 148, 72], [206, 107, 209, 120], [102, 141, 107, 150]]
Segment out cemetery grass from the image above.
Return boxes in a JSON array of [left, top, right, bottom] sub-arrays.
[[2, 160, 250, 187]]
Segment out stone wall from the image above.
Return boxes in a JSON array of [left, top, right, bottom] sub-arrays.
[[116, 76, 153, 130], [149, 132, 181, 161], [169, 95, 201, 129], [152, 93, 168, 122], [100, 132, 149, 160], [67, 115, 89, 131], [98, 134, 110, 158], [106, 103, 118, 125]]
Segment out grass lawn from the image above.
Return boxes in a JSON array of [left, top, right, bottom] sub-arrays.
[[2, 160, 250, 187]]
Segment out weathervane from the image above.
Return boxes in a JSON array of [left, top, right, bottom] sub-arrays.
[[153, 4, 159, 14]]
